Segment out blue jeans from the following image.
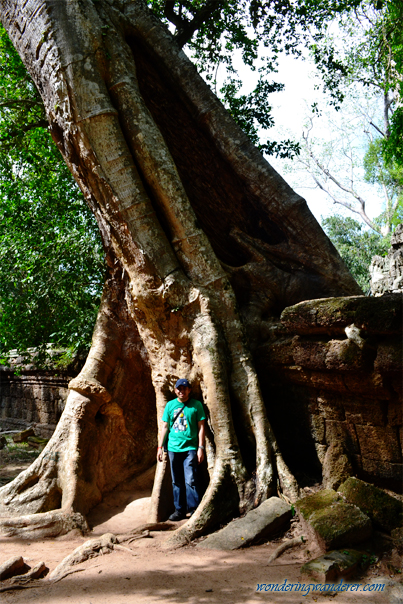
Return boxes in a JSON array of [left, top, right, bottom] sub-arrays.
[[168, 449, 200, 513]]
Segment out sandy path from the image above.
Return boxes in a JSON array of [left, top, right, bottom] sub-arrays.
[[0, 490, 399, 604]]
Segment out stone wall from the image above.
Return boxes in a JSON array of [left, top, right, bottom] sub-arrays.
[[0, 369, 74, 438], [257, 294, 402, 492]]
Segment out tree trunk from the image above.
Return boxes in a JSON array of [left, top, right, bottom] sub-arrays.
[[0, 0, 361, 544]]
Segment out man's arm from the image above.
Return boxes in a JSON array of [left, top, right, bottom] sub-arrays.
[[157, 421, 168, 462], [197, 420, 205, 463]]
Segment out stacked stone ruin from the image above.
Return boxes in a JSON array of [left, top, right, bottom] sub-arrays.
[[370, 223, 403, 296], [0, 350, 75, 438]]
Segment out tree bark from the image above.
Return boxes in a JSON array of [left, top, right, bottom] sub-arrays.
[[0, 0, 361, 543]]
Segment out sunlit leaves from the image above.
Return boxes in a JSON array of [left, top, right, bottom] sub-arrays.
[[0, 25, 104, 357], [323, 215, 391, 292]]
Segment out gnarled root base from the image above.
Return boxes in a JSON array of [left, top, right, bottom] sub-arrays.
[[0, 509, 88, 540]]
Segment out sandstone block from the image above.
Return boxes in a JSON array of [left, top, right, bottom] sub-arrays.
[[317, 393, 345, 421], [301, 549, 364, 582], [198, 497, 291, 550], [339, 477, 403, 533], [0, 556, 26, 580], [281, 366, 313, 387], [307, 502, 372, 551], [325, 339, 367, 372], [292, 339, 328, 370], [375, 341, 403, 374], [310, 372, 347, 393], [361, 457, 403, 484], [281, 294, 402, 335], [266, 339, 294, 365], [355, 425, 401, 463], [322, 443, 353, 491], [295, 489, 340, 520], [343, 399, 386, 426], [388, 402, 402, 426], [12, 427, 35, 443], [325, 420, 359, 454], [342, 372, 390, 400]]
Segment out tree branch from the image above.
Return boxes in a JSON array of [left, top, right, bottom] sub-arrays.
[[302, 126, 380, 234], [369, 120, 385, 138], [164, 1, 188, 30], [310, 173, 380, 233], [165, 0, 225, 48], [0, 120, 48, 143], [0, 98, 42, 109]]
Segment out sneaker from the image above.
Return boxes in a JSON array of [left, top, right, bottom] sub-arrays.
[[187, 509, 196, 518], [168, 510, 185, 521]]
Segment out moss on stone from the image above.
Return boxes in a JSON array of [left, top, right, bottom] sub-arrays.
[[301, 549, 364, 582], [339, 477, 403, 533], [310, 502, 372, 550], [295, 489, 340, 520], [281, 294, 402, 335]]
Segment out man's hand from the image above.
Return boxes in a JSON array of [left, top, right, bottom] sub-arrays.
[[197, 447, 204, 464], [197, 420, 205, 464], [157, 422, 168, 462]]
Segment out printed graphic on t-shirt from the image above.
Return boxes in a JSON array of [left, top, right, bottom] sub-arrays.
[[172, 407, 188, 432]]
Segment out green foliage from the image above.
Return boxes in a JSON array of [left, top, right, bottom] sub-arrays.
[[384, 106, 403, 168], [0, 25, 104, 358], [323, 215, 391, 292], [380, 0, 403, 167], [363, 138, 403, 227], [310, 0, 403, 165]]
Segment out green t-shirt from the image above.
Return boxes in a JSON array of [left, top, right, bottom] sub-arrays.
[[162, 398, 206, 453]]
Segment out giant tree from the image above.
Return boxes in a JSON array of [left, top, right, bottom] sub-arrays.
[[0, 0, 360, 545]]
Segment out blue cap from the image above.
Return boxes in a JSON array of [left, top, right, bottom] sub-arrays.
[[175, 378, 190, 389]]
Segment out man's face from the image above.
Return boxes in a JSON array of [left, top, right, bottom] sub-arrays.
[[175, 385, 191, 402]]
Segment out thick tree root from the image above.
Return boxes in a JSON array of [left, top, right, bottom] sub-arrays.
[[48, 533, 118, 582], [0, 509, 88, 539], [118, 521, 176, 543], [0, 580, 46, 593], [266, 536, 305, 564], [161, 464, 243, 549]]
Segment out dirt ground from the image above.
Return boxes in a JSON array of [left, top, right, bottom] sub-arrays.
[[0, 447, 402, 604]]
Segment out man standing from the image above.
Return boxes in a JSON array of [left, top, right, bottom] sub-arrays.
[[157, 379, 206, 521]]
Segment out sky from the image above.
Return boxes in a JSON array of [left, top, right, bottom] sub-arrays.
[[215, 46, 384, 229], [261, 53, 382, 225]]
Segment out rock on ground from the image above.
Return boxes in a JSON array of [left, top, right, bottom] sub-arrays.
[[301, 549, 365, 582], [198, 497, 291, 550], [295, 489, 340, 520], [339, 477, 403, 533], [0, 556, 27, 580], [307, 502, 372, 551]]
